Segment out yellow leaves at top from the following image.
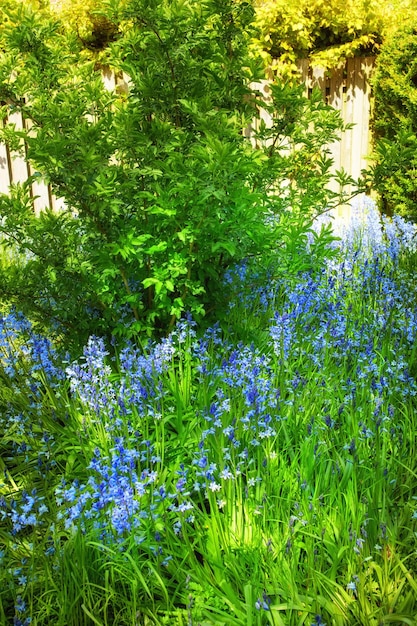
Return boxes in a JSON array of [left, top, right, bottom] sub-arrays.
[[0, 0, 47, 27], [252, 0, 417, 75], [49, 0, 125, 53]]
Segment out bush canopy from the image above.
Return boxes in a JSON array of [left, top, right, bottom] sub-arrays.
[[0, 0, 352, 351]]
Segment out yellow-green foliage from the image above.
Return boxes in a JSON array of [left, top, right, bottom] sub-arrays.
[[0, 0, 49, 25], [253, 0, 417, 77], [369, 21, 417, 219], [49, 0, 124, 52], [0, 0, 121, 59]]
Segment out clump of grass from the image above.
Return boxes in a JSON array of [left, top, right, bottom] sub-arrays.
[[1, 197, 417, 625]]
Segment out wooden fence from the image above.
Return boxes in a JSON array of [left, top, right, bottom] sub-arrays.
[[250, 56, 375, 186], [299, 56, 375, 183], [0, 58, 375, 213], [0, 66, 126, 214]]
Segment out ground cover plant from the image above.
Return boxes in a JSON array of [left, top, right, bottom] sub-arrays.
[[1, 196, 417, 625]]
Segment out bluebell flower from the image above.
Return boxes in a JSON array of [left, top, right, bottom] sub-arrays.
[[255, 593, 271, 611], [220, 467, 234, 480], [15, 597, 26, 613]]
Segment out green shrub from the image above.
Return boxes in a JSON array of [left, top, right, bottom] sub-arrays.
[[0, 0, 350, 352], [370, 24, 417, 220]]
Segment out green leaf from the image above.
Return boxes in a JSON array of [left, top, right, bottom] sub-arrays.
[[211, 241, 236, 256], [131, 234, 152, 247], [142, 277, 163, 292], [176, 228, 190, 243], [145, 241, 168, 255]]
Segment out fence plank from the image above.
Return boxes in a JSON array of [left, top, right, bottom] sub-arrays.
[[0, 125, 10, 194], [351, 57, 365, 180], [341, 58, 355, 184], [329, 65, 344, 175], [311, 65, 327, 100], [29, 164, 53, 215], [298, 59, 310, 97], [51, 193, 66, 212], [7, 109, 30, 185], [361, 57, 374, 173], [23, 119, 51, 215]]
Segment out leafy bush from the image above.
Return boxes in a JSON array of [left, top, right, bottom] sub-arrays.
[[0, 0, 351, 351], [370, 23, 417, 220]]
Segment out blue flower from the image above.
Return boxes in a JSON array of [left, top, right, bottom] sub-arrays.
[[255, 593, 271, 611], [15, 597, 26, 613]]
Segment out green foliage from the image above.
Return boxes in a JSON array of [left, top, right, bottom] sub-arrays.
[[2, 206, 417, 624], [252, 0, 417, 77], [369, 24, 417, 220], [252, 0, 381, 76], [252, 81, 355, 214], [50, 0, 123, 53], [0, 0, 350, 350]]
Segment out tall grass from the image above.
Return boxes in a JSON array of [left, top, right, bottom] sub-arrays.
[[1, 197, 417, 625]]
